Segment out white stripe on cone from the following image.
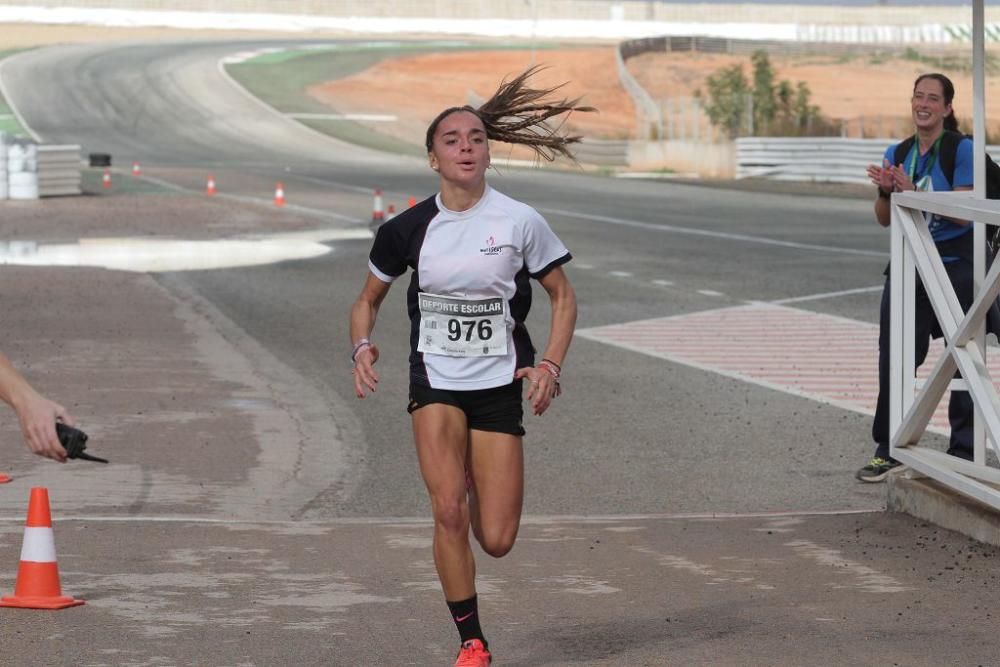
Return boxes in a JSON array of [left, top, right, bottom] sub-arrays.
[[19, 526, 57, 563]]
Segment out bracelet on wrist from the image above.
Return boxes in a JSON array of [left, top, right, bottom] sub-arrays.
[[878, 187, 892, 200], [541, 358, 561, 373], [351, 338, 371, 363], [538, 360, 561, 379]]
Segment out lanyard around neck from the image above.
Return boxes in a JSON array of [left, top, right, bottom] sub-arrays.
[[907, 133, 943, 183]]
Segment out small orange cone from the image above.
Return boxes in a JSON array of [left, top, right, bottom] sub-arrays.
[[131, 162, 141, 177], [102, 169, 111, 189], [0, 488, 84, 609], [386, 204, 397, 221], [0, 473, 11, 484], [407, 196, 416, 209], [371, 189, 384, 225], [273, 182, 285, 207], [206, 175, 216, 196]]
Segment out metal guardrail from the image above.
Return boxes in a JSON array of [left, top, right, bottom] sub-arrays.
[[574, 138, 629, 167], [37, 144, 82, 197], [736, 137, 1000, 184]]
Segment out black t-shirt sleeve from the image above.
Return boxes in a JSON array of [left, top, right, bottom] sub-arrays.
[[368, 223, 408, 282]]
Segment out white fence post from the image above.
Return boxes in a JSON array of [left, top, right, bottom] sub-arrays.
[[889, 191, 1000, 510]]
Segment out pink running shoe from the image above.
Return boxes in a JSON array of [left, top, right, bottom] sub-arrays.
[[454, 638, 491, 666]]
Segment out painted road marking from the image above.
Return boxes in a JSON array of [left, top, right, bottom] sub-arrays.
[[541, 207, 888, 258], [288, 112, 398, 122], [578, 302, 1000, 433]]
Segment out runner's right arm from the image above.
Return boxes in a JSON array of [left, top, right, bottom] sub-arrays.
[[350, 273, 392, 398]]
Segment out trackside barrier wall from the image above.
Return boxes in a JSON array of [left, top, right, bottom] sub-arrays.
[[37, 145, 83, 197], [736, 137, 1000, 184], [889, 191, 1000, 512]]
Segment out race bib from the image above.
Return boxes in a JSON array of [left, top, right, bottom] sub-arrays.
[[417, 293, 508, 357]]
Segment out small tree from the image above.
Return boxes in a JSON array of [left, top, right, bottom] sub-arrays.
[[699, 64, 749, 139], [751, 50, 777, 134], [702, 51, 832, 137]]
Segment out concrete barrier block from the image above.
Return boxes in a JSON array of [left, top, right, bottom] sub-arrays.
[[887, 473, 1000, 546]]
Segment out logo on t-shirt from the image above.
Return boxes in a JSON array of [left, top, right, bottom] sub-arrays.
[[480, 235, 502, 256]]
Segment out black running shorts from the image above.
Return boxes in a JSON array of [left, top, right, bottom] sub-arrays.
[[407, 380, 525, 436]]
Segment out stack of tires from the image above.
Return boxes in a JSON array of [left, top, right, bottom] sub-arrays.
[[7, 140, 39, 200]]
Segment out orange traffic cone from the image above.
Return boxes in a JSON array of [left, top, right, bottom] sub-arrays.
[[371, 189, 384, 225], [131, 161, 141, 177], [0, 473, 11, 484], [0, 488, 84, 609], [273, 182, 285, 207], [102, 169, 111, 189], [407, 196, 416, 208], [386, 204, 397, 221], [206, 174, 217, 196]]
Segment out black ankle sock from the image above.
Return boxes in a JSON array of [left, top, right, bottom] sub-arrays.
[[447, 595, 487, 648]]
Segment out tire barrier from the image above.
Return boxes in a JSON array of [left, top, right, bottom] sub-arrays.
[[0, 143, 7, 200], [7, 142, 38, 200], [0, 135, 82, 200]]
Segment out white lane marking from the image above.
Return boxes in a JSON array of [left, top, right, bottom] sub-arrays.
[[769, 285, 883, 305], [0, 55, 40, 142], [0, 508, 876, 525], [609, 270, 632, 277], [697, 289, 724, 296], [136, 173, 362, 222], [573, 263, 594, 270], [786, 540, 913, 593], [652, 279, 674, 286], [288, 112, 397, 122], [541, 207, 887, 258]]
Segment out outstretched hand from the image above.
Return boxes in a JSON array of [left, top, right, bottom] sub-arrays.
[[352, 343, 381, 399], [16, 391, 72, 462]]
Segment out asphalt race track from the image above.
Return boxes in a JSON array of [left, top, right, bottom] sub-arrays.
[[0, 40, 995, 666]]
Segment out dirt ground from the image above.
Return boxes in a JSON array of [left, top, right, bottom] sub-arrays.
[[6, 23, 1000, 141]]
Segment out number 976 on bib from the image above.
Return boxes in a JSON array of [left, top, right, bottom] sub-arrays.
[[417, 293, 509, 357]]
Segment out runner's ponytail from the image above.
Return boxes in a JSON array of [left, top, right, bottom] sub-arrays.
[[424, 65, 597, 162]]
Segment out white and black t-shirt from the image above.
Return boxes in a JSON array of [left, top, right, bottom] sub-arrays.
[[368, 185, 571, 390]]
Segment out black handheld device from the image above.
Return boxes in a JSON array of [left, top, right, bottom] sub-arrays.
[[55, 423, 108, 464]]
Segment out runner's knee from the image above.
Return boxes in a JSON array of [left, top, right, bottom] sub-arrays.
[[431, 495, 470, 536]]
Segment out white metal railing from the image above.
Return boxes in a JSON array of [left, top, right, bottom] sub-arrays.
[[737, 137, 1000, 184], [890, 190, 1000, 511]]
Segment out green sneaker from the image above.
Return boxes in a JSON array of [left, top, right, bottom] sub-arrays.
[[855, 457, 902, 483]]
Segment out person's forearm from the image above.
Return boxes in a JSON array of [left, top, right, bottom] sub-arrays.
[[541, 285, 577, 366], [350, 299, 378, 346], [875, 194, 891, 227], [0, 352, 35, 412]]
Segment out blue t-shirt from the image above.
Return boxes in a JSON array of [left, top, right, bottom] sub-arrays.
[[884, 135, 973, 244]]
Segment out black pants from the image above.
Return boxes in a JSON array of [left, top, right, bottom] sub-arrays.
[[871, 260, 975, 461]]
